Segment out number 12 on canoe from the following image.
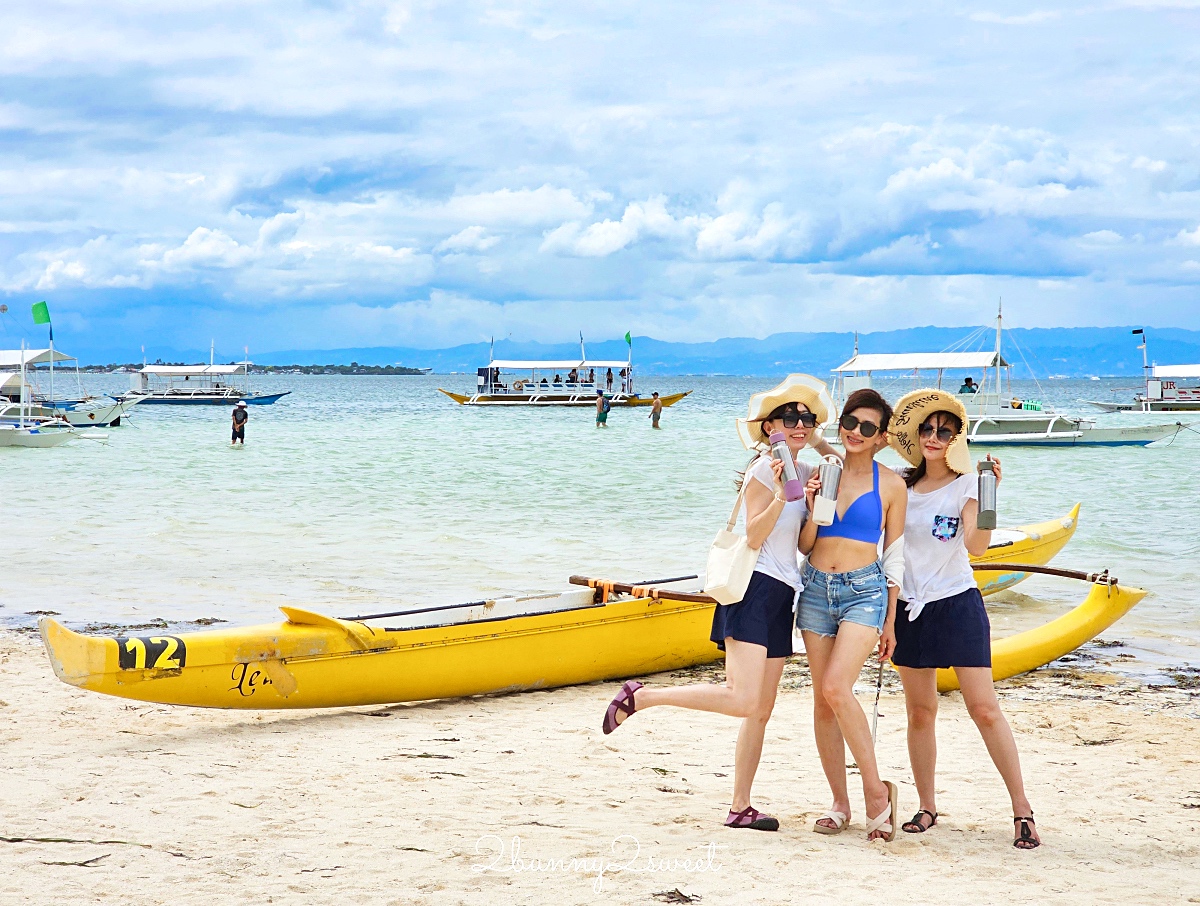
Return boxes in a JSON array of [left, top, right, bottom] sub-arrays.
[[116, 636, 187, 671]]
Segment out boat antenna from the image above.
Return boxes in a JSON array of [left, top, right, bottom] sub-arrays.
[[210, 339, 214, 368], [1133, 328, 1148, 382], [579, 331, 586, 365], [995, 299, 1003, 397], [853, 330, 859, 356], [489, 335, 494, 364]]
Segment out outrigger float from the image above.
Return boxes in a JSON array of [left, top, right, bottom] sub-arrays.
[[38, 506, 1130, 710]]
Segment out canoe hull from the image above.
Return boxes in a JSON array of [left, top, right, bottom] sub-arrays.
[[971, 504, 1080, 596], [40, 595, 722, 710], [936, 581, 1146, 693], [438, 389, 691, 408]]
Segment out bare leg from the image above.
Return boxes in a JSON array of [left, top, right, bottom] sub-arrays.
[[816, 622, 892, 838], [610, 639, 769, 724], [802, 631, 850, 828], [730, 657, 786, 811], [956, 667, 1039, 846], [897, 666, 939, 826]]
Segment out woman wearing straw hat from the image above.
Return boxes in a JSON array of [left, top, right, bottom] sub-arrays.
[[600, 375, 838, 832], [796, 388, 907, 842], [887, 389, 1040, 849]]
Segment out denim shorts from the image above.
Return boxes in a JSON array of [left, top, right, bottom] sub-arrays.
[[796, 560, 887, 637]]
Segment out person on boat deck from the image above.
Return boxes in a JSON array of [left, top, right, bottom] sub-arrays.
[[959, 377, 977, 394], [886, 389, 1040, 849], [606, 368, 614, 391], [231, 400, 248, 445], [568, 368, 578, 383], [554, 374, 562, 383], [588, 368, 595, 384], [601, 375, 842, 832], [797, 387, 907, 842], [595, 389, 610, 428]]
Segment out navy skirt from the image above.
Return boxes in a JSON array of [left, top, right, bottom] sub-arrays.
[[893, 586, 992, 669], [710, 570, 796, 659]]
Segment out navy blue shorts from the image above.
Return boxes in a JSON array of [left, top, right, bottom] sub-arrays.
[[710, 571, 795, 659], [893, 587, 992, 669]]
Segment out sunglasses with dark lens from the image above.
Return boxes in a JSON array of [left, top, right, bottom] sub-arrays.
[[779, 411, 818, 429], [918, 423, 955, 443], [839, 413, 881, 437]]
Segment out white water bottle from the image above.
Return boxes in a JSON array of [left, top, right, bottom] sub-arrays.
[[811, 456, 842, 526], [768, 432, 804, 502]]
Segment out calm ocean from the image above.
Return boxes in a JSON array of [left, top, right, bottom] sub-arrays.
[[3, 372, 1197, 678]]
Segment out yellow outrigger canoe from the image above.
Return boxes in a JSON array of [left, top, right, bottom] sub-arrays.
[[38, 505, 1095, 710]]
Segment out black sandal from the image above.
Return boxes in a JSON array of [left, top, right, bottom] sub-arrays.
[[902, 809, 937, 834], [1013, 815, 1040, 850]]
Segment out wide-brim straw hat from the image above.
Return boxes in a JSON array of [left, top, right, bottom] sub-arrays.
[[736, 374, 834, 450], [888, 388, 972, 475]]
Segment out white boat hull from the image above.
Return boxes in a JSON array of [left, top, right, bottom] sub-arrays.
[[0, 425, 75, 447]]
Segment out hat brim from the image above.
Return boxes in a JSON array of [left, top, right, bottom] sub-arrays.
[[738, 374, 834, 450], [887, 388, 972, 474]]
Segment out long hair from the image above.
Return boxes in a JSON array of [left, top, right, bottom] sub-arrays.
[[902, 410, 963, 488]]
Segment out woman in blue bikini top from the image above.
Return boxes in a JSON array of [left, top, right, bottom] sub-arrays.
[[796, 388, 908, 842]]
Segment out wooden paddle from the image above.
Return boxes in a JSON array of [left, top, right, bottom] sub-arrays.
[[972, 563, 1118, 585]]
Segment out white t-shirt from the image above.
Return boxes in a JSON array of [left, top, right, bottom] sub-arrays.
[[746, 455, 812, 590], [900, 472, 978, 616]]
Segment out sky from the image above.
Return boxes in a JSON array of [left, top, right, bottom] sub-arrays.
[[2, 1, 1200, 358]]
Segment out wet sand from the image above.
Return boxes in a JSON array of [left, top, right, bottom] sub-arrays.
[[1, 631, 1197, 905]]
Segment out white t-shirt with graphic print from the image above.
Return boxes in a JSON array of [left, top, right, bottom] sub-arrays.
[[899, 472, 978, 612]]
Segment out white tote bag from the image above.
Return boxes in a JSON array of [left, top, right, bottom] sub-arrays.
[[703, 477, 762, 606]]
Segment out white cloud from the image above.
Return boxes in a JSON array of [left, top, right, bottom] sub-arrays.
[[970, 11, 1060, 25], [436, 225, 500, 253], [160, 228, 254, 270]]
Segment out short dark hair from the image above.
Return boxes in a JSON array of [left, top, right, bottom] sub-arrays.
[[841, 388, 892, 431], [652, 391, 659, 397]]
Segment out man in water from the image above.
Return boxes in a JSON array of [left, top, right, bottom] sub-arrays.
[[649, 391, 663, 429], [959, 377, 978, 394], [596, 389, 610, 428], [231, 401, 248, 445]]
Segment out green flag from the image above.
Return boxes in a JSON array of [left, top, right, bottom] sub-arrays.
[[624, 331, 632, 346], [31, 301, 51, 325]]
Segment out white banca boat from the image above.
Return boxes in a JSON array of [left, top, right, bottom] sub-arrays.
[[0, 348, 139, 427], [117, 363, 289, 406], [438, 343, 690, 408], [830, 313, 1187, 447], [1085, 330, 1200, 413]]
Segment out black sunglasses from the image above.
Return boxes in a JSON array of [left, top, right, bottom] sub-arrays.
[[766, 407, 817, 429], [839, 413, 881, 438], [918, 423, 956, 443]]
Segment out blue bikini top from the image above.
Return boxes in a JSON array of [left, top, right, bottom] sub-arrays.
[[817, 461, 884, 544]]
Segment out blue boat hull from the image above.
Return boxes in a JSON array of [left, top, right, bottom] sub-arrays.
[[120, 392, 291, 406]]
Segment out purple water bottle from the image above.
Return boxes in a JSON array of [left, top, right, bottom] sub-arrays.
[[768, 432, 804, 502]]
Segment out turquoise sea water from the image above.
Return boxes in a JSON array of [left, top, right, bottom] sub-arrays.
[[2, 373, 1197, 678]]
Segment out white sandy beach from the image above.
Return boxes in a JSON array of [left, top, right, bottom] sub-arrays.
[[1, 632, 1197, 905]]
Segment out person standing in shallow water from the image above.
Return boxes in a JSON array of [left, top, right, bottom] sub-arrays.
[[886, 388, 1040, 849], [595, 389, 610, 428], [231, 401, 248, 445], [649, 392, 663, 429]]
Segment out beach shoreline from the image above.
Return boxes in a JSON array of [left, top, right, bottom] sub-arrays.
[[2, 631, 1197, 905]]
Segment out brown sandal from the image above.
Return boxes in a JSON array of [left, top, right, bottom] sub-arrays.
[[902, 809, 938, 833], [1013, 815, 1040, 850]]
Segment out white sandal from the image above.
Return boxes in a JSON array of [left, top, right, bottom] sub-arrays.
[[813, 810, 849, 835], [865, 781, 898, 842]]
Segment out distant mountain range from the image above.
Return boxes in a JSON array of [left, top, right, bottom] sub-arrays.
[[248, 326, 1200, 378], [61, 325, 1200, 377]]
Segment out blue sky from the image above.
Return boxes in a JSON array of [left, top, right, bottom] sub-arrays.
[[2, 1, 1200, 358]]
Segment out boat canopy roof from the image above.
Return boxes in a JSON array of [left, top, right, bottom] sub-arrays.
[[0, 348, 74, 367], [1152, 364, 1200, 379], [834, 351, 1009, 373], [489, 359, 630, 370], [0, 372, 27, 392], [140, 364, 248, 376]]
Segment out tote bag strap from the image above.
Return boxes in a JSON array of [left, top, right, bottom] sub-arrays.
[[727, 453, 770, 530]]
